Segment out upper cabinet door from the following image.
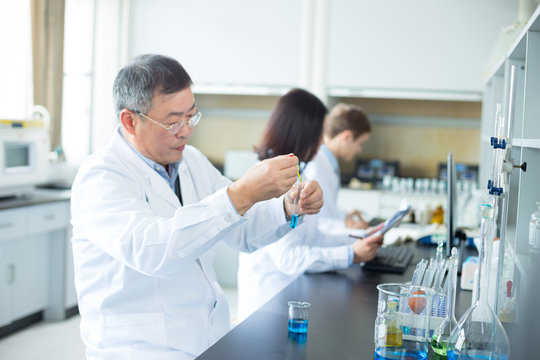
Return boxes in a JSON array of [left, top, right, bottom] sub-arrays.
[[128, 0, 303, 90], [327, 0, 517, 97]]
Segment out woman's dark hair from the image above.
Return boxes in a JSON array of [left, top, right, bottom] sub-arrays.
[[256, 88, 328, 163]]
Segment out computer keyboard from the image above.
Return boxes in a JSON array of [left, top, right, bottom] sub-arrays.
[[360, 246, 414, 273]]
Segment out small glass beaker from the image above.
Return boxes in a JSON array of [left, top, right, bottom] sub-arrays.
[[375, 283, 434, 360], [288, 301, 310, 334]]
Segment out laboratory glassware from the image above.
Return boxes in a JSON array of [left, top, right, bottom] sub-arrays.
[[290, 165, 303, 229], [375, 283, 434, 360], [288, 301, 310, 333], [431, 247, 459, 359], [446, 201, 510, 360], [498, 280, 515, 323]]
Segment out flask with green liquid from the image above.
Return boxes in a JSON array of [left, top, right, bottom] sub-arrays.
[[431, 247, 458, 359]]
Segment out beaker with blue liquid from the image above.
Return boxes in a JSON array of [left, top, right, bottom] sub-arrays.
[[375, 283, 434, 360], [288, 301, 310, 334]]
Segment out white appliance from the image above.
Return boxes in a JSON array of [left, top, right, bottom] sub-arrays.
[[0, 127, 50, 197]]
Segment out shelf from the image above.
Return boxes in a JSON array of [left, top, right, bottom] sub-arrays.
[[328, 87, 482, 102], [511, 138, 540, 149], [192, 84, 290, 97]]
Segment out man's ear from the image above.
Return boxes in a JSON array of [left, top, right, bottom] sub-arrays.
[[120, 109, 137, 135], [339, 129, 354, 142]]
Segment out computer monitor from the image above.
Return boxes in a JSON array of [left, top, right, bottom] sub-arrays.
[[446, 152, 457, 257]]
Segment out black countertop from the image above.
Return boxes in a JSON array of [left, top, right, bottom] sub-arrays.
[[197, 243, 476, 360], [0, 187, 71, 210]]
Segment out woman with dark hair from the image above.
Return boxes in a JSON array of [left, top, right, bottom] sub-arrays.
[[256, 88, 327, 164], [237, 88, 384, 321]]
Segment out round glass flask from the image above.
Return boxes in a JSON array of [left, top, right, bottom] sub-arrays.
[[446, 201, 510, 360]]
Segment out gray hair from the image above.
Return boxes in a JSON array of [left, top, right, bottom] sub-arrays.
[[112, 54, 193, 118]]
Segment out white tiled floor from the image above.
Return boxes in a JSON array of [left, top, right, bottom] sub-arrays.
[[0, 315, 85, 360], [0, 288, 238, 360]]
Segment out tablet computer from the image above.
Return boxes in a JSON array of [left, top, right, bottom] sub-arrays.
[[375, 206, 412, 236]]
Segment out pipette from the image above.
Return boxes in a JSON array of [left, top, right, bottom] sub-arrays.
[[290, 165, 303, 229], [421, 258, 438, 288], [411, 258, 428, 286]]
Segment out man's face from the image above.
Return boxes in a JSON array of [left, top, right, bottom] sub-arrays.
[[343, 132, 369, 162], [132, 88, 196, 167]]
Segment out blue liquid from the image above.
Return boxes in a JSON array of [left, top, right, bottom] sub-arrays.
[[290, 214, 299, 228], [288, 319, 308, 333], [374, 347, 426, 360], [447, 350, 508, 360], [288, 331, 307, 344]]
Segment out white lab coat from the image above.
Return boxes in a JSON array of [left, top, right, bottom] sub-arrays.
[[303, 146, 348, 233], [237, 208, 354, 322], [71, 127, 291, 360]]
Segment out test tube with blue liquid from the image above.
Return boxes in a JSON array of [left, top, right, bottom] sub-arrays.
[[288, 301, 310, 334], [290, 166, 303, 229]]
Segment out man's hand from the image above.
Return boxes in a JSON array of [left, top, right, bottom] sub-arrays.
[[228, 154, 298, 215], [345, 209, 368, 229], [352, 232, 384, 263], [283, 180, 324, 219], [365, 222, 385, 236]]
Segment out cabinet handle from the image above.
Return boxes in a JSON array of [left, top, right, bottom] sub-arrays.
[[7, 263, 15, 285], [0, 222, 14, 229]]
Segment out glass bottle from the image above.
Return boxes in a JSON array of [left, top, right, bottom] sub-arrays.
[[375, 299, 403, 347], [432, 205, 444, 225], [528, 202, 540, 253], [446, 200, 510, 360], [431, 247, 459, 359], [498, 280, 515, 323]]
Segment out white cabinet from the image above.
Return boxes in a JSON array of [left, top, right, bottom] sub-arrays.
[[0, 201, 72, 327], [9, 234, 49, 321], [127, 0, 303, 92], [327, 0, 517, 100], [126, 0, 517, 100], [480, 6, 540, 318], [65, 226, 78, 308]]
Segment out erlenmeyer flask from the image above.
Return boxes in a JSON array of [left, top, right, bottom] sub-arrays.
[[431, 247, 459, 359], [446, 201, 510, 360]]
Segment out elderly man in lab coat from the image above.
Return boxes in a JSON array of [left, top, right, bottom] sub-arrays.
[[70, 54, 323, 360]]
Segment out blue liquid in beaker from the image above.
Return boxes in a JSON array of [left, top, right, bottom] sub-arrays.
[[290, 214, 299, 229], [374, 347, 427, 360], [447, 350, 508, 360], [288, 318, 308, 333]]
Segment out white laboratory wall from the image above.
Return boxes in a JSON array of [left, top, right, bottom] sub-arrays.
[[327, 0, 517, 98]]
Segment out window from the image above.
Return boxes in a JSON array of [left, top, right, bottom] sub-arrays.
[[62, 0, 122, 163], [62, 0, 95, 162], [0, 1, 33, 120]]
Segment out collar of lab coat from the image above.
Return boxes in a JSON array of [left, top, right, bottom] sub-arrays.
[[111, 126, 182, 209], [320, 144, 339, 174]]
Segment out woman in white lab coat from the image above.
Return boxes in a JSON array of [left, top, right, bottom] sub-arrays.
[[71, 55, 323, 360], [237, 89, 383, 321]]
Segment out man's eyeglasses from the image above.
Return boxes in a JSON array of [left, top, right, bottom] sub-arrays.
[[132, 108, 202, 135]]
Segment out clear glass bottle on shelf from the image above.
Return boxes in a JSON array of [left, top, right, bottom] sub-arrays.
[[446, 200, 510, 360], [431, 247, 459, 359]]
